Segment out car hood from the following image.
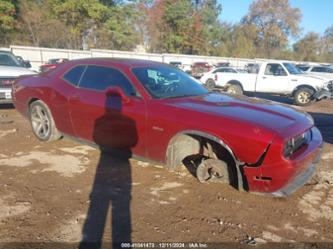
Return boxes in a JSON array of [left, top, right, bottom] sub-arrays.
[[0, 65, 36, 77], [292, 73, 328, 83], [304, 72, 333, 81], [163, 93, 313, 138]]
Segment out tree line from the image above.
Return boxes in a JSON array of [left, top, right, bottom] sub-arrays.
[[0, 0, 332, 62]]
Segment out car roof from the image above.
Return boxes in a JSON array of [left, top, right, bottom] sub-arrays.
[[69, 57, 166, 68], [215, 66, 235, 69], [0, 50, 12, 54]]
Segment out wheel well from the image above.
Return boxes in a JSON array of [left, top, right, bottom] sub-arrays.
[[27, 98, 39, 112], [292, 85, 316, 96], [205, 78, 214, 83], [226, 80, 243, 90], [166, 132, 244, 190]]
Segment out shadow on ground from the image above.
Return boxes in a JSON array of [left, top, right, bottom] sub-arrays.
[[79, 92, 136, 249], [309, 112, 333, 145], [0, 103, 15, 110]]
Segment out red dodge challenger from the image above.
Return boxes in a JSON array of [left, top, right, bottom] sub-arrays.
[[12, 58, 323, 196]]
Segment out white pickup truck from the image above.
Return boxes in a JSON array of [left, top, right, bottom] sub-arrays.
[[200, 61, 332, 106], [0, 51, 35, 103]]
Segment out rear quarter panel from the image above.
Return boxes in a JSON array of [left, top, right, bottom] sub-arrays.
[[13, 71, 75, 135]]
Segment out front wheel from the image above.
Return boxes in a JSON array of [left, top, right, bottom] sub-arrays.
[[206, 79, 216, 90], [226, 84, 243, 95], [294, 87, 314, 106], [29, 100, 62, 141]]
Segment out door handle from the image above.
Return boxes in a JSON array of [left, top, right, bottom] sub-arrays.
[[262, 76, 267, 79]]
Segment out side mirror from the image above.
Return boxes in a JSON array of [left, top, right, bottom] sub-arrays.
[[24, 60, 32, 68], [105, 86, 130, 103]]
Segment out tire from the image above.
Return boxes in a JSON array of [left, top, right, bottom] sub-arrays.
[[294, 87, 314, 106], [226, 84, 243, 95], [29, 100, 62, 142], [196, 158, 229, 183], [206, 79, 216, 90]]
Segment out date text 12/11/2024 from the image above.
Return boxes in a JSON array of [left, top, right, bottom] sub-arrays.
[[120, 242, 208, 248]]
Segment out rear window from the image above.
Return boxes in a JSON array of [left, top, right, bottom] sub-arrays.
[[193, 63, 209, 67], [63, 65, 86, 86], [79, 65, 136, 96]]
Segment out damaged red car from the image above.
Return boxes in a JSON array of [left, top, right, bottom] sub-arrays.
[[13, 58, 323, 196]]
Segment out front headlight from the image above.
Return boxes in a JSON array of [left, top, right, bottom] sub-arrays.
[[284, 139, 294, 157], [284, 129, 312, 158], [323, 80, 333, 90]]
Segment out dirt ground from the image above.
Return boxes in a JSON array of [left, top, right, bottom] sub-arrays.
[[0, 97, 332, 249]]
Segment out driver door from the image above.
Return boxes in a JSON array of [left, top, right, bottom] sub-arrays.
[[256, 63, 289, 93], [68, 65, 147, 156]]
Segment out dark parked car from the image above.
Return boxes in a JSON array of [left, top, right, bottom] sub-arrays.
[[13, 58, 322, 196], [39, 58, 69, 73]]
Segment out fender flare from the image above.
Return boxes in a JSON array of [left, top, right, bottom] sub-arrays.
[[292, 84, 316, 96], [226, 80, 244, 90]]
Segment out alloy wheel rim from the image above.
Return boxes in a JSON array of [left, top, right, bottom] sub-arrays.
[[31, 106, 50, 139], [298, 91, 310, 104], [227, 87, 237, 94], [207, 80, 215, 89]]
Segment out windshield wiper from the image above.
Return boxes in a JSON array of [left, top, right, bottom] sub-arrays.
[[161, 94, 198, 99]]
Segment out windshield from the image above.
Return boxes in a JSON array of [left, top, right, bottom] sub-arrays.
[[0, 52, 22, 67], [297, 66, 310, 71], [283, 63, 303, 75], [132, 66, 209, 99]]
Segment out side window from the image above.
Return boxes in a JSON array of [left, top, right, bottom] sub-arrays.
[[264, 64, 287, 76], [316, 67, 333, 73], [226, 68, 236, 73], [63, 65, 86, 86], [298, 66, 309, 71], [79, 65, 136, 96], [311, 67, 329, 73], [325, 68, 333, 73]]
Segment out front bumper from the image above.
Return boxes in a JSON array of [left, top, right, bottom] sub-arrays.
[[271, 142, 322, 197], [314, 88, 333, 100], [244, 127, 323, 196], [0, 88, 12, 103]]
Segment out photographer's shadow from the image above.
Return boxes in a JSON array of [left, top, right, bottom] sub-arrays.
[[79, 90, 137, 249]]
